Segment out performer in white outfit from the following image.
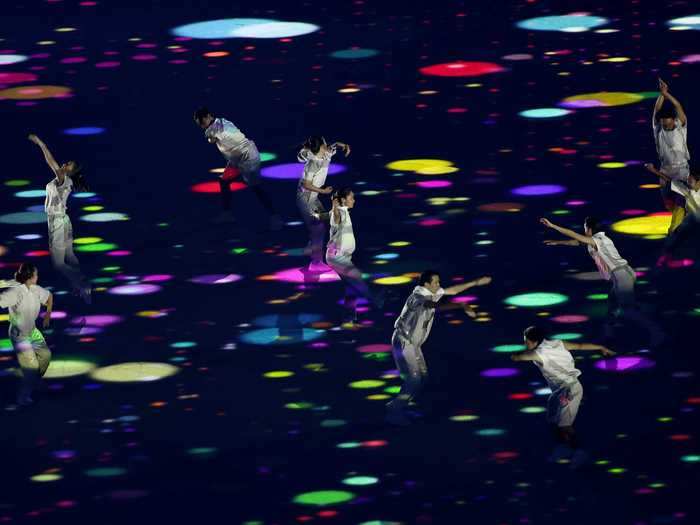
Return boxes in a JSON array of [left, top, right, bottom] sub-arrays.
[[541, 216, 663, 345], [512, 326, 615, 466], [296, 136, 350, 271], [193, 107, 281, 228], [28, 134, 91, 303], [650, 78, 690, 233], [0, 263, 54, 406], [386, 270, 492, 425]]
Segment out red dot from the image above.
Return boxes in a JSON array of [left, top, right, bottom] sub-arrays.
[[191, 181, 246, 193], [419, 61, 504, 77], [317, 510, 338, 518]]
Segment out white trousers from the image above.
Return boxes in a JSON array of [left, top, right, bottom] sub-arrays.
[[387, 332, 428, 413], [48, 213, 85, 290], [547, 381, 583, 427]]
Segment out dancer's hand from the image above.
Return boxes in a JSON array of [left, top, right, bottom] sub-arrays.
[[42, 315, 50, 329], [342, 143, 351, 156], [600, 347, 616, 357], [28, 134, 40, 144], [658, 78, 669, 96], [644, 163, 657, 173], [463, 304, 477, 318], [543, 239, 561, 246], [540, 218, 554, 229], [321, 186, 334, 194], [476, 276, 492, 286]]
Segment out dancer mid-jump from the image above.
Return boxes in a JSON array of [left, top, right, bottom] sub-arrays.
[[29, 134, 91, 303]]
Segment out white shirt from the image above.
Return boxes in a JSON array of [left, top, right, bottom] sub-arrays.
[[327, 207, 356, 257], [297, 145, 337, 195], [533, 339, 581, 390], [586, 232, 628, 281], [394, 286, 445, 347], [0, 282, 50, 338], [205, 118, 249, 157], [653, 118, 690, 170], [671, 179, 700, 218], [44, 176, 73, 215]]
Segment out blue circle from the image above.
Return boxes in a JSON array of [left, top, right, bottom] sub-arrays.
[[374, 253, 399, 260], [0, 54, 28, 65], [80, 212, 128, 222], [252, 314, 323, 328], [517, 15, 608, 32], [519, 108, 571, 119], [16, 234, 41, 240], [330, 48, 380, 59], [0, 212, 46, 224], [239, 328, 325, 345], [171, 18, 319, 39], [64, 127, 106, 136], [15, 190, 47, 198], [73, 192, 96, 198]]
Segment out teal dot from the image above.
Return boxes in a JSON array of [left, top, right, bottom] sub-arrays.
[[170, 341, 197, 349], [260, 152, 277, 162], [552, 332, 582, 341], [492, 344, 526, 353], [342, 476, 378, 486], [320, 419, 347, 428], [681, 455, 700, 463], [520, 406, 546, 414], [504, 292, 568, 308], [84, 467, 127, 477], [475, 428, 506, 437], [337, 441, 360, 449]]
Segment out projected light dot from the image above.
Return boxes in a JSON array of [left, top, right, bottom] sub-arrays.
[[74, 237, 102, 245], [188, 274, 242, 284], [478, 202, 524, 213], [264, 370, 294, 378], [505, 292, 568, 307], [519, 108, 571, 118], [187, 447, 218, 458], [170, 341, 196, 349], [80, 212, 129, 222], [560, 92, 644, 108], [73, 315, 123, 327], [0, 72, 37, 84], [612, 214, 671, 235], [349, 380, 385, 389], [44, 359, 97, 378], [374, 253, 399, 260], [0, 55, 28, 65], [680, 54, 700, 64], [64, 127, 105, 135], [0, 212, 46, 224], [598, 162, 626, 169], [552, 332, 582, 340], [389, 241, 411, 247], [476, 428, 506, 436], [357, 344, 392, 353], [594, 356, 656, 372], [240, 328, 325, 345], [342, 476, 378, 486], [512, 184, 565, 196], [520, 406, 546, 414], [285, 402, 313, 410], [374, 275, 412, 285], [502, 53, 534, 61], [331, 48, 380, 59], [265, 267, 340, 283], [516, 15, 608, 32], [172, 18, 319, 39], [492, 344, 526, 353], [450, 414, 479, 422], [108, 284, 161, 295], [89, 362, 179, 382], [419, 61, 504, 77], [386, 159, 457, 175], [75, 243, 117, 253], [552, 314, 588, 323], [416, 180, 452, 189], [191, 181, 246, 193], [230, 21, 320, 38], [84, 467, 127, 477], [667, 15, 700, 29], [0, 85, 72, 99], [252, 314, 322, 327], [262, 162, 346, 180], [682, 455, 700, 462], [5, 179, 30, 187], [31, 473, 62, 482], [481, 368, 519, 378], [15, 190, 46, 198], [293, 490, 355, 506]]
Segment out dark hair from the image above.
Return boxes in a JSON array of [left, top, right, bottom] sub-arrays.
[[332, 187, 353, 204], [419, 270, 439, 287], [523, 325, 546, 345], [657, 104, 675, 120], [302, 136, 326, 155], [689, 167, 699, 182], [194, 107, 212, 123], [67, 162, 89, 192], [584, 216, 602, 234], [15, 263, 37, 284]]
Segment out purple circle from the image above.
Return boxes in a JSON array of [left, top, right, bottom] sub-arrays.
[[480, 367, 519, 378], [511, 184, 566, 196], [188, 274, 242, 284], [108, 284, 162, 296], [142, 274, 173, 283], [261, 163, 347, 180], [594, 356, 655, 373], [70, 315, 123, 327]]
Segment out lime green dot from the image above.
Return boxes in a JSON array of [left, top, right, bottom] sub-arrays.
[[232, 248, 248, 255], [383, 386, 401, 394], [349, 380, 385, 389], [595, 460, 610, 466], [5, 179, 30, 187], [264, 370, 294, 378], [82, 205, 103, 212], [520, 406, 546, 414], [587, 293, 608, 300], [74, 237, 103, 245], [608, 468, 626, 474], [76, 242, 117, 253], [31, 473, 62, 482], [450, 414, 479, 422], [285, 402, 313, 410], [102, 266, 120, 272], [552, 209, 571, 215], [657, 417, 673, 423], [292, 490, 355, 506]]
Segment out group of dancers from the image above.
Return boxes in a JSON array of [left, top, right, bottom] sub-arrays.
[[1, 78, 696, 467]]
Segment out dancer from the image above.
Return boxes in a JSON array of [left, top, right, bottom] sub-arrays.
[[326, 188, 385, 323], [512, 326, 615, 466], [652, 78, 689, 233], [386, 270, 492, 425], [646, 166, 700, 266], [193, 107, 282, 229], [0, 263, 54, 406], [541, 216, 663, 345], [297, 136, 350, 271], [28, 134, 91, 303]]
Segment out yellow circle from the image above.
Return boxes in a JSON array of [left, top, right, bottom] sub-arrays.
[[0, 85, 72, 100], [74, 237, 103, 245], [598, 162, 626, 169], [561, 91, 644, 107], [612, 214, 671, 236], [388, 241, 411, 247], [374, 275, 412, 285], [44, 360, 96, 379], [386, 158, 457, 175], [89, 362, 179, 383]]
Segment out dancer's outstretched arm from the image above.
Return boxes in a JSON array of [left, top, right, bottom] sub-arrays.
[[563, 341, 615, 356], [540, 218, 595, 247], [28, 135, 62, 182]]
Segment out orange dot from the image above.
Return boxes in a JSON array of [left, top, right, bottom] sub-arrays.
[[203, 51, 229, 58]]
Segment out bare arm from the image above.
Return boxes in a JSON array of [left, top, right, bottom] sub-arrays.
[[443, 276, 492, 296], [511, 350, 541, 363], [42, 293, 53, 329], [330, 142, 351, 156], [665, 92, 687, 126], [28, 135, 62, 182], [331, 198, 341, 224], [563, 341, 615, 356], [302, 180, 333, 194], [540, 218, 595, 246], [543, 239, 580, 247], [644, 163, 673, 182]]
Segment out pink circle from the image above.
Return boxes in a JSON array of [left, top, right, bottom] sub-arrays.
[[450, 295, 477, 304], [60, 57, 87, 64], [420, 61, 504, 77], [0, 72, 38, 84], [357, 344, 392, 353], [416, 180, 452, 189], [132, 54, 157, 61], [551, 314, 588, 324], [107, 250, 131, 257], [418, 218, 445, 227], [266, 267, 341, 284], [95, 61, 120, 68]]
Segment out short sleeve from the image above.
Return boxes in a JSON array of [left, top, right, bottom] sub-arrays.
[[671, 179, 689, 198], [0, 287, 20, 309], [35, 286, 50, 305]]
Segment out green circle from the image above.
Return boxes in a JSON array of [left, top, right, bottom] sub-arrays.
[[349, 379, 385, 389], [285, 402, 313, 410], [520, 406, 546, 414], [552, 333, 582, 341], [681, 455, 700, 463], [5, 179, 30, 187], [504, 292, 568, 308], [76, 242, 117, 253], [260, 152, 277, 162], [587, 293, 608, 301], [450, 414, 479, 422], [292, 490, 355, 506], [383, 385, 401, 394], [342, 476, 378, 486], [492, 344, 526, 353], [84, 467, 127, 477], [336, 441, 360, 449]]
